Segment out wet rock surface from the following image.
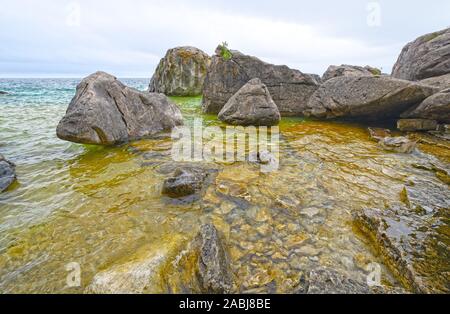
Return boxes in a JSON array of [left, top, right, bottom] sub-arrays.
[[218, 78, 280, 126], [195, 223, 234, 293], [322, 64, 380, 82], [57, 72, 183, 145], [303, 76, 437, 120], [354, 205, 450, 293], [149, 46, 211, 96], [202, 47, 318, 116], [392, 27, 450, 81], [0, 154, 16, 192]]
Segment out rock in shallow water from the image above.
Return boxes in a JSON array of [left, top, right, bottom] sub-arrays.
[[202, 47, 318, 116], [218, 78, 280, 126], [303, 76, 437, 120], [392, 27, 450, 81], [378, 136, 417, 153], [162, 167, 211, 199], [354, 206, 449, 293], [149, 46, 211, 96], [397, 119, 438, 131], [56, 71, 183, 145], [0, 154, 16, 192]]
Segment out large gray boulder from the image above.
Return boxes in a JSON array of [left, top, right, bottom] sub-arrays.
[[57, 72, 183, 145], [0, 154, 16, 192], [202, 47, 318, 116], [303, 76, 437, 120], [420, 73, 450, 90], [392, 28, 450, 81], [401, 88, 450, 123], [322, 64, 380, 82], [149, 46, 211, 96], [218, 78, 280, 126]]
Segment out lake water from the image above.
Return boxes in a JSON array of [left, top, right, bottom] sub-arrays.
[[0, 79, 448, 293]]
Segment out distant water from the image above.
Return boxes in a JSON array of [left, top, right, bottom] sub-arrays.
[[0, 79, 448, 293]]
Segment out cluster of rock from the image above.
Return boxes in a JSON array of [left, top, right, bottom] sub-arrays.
[[56, 71, 183, 145], [149, 46, 211, 96], [0, 154, 16, 192]]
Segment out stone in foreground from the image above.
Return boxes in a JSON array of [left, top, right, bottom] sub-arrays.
[[392, 27, 450, 81], [57, 72, 183, 145], [420, 73, 450, 90], [397, 119, 438, 132], [202, 47, 318, 116], [0, 154, 16, 192], [378, 136, 416, 153], [149, 46, 211, 96], [303, 76, 437, 120], [354, 206, 449, 293], [401, 89, 450, 124], [322, 64, 380, 82], [218, 78, 281, 126], [195, 223, 233, 294]]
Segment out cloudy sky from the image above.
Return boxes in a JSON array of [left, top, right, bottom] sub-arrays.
[[1, 0, 449, 78]]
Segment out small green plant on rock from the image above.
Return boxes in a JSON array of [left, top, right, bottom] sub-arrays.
[[219, 41, 233, 61]]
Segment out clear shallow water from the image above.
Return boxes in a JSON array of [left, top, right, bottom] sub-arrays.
[[0, 79, 449, 293]]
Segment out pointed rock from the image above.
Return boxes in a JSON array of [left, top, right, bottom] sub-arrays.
[[218, 78, 280, 126]]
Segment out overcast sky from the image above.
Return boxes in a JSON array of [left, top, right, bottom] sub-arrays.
[[1, 0, 449, 78]]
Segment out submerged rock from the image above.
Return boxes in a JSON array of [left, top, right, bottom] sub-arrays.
[[397, 119, 438, 131], [149, 46, 211, 96], [0, 154, 16, 192], [392, 27, 450, 81], [354, 206, 449, 293], [303, 76, 436, 120], [218, 78, 280, 126], [378, 136, 417, 153], [162, 167, 211, 199], [196, 223, 233, 293], [0, 91, 8, 95], [56, 72, 183, 145], [401, 88, 450, 124], [322, 64, 380, 82], [202, 47, 318, 116]]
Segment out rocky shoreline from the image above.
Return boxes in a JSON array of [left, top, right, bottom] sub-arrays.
[[2, 27, 449, 294]]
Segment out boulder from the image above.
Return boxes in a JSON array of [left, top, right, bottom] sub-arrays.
[[162, 166, 211, 199], [420, 73, 450, 90], [397, 119, 438, 131], [56, 72, 183, 145], [149, 46, 211, 96], [392, 28, 450, 81], [354, 206, 449, 293], [0, 154, 16, 192], [218, 78, 280, 126], [196, 223, 233, 294], [202, 47, 319, 116], [401, 88, 450, 124], [378, 136, 416, 153], [322, 64, 380, 82], [303, 76, 437, 120]]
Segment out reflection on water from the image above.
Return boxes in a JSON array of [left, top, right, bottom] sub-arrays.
[[0, 80, 448, 293]]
